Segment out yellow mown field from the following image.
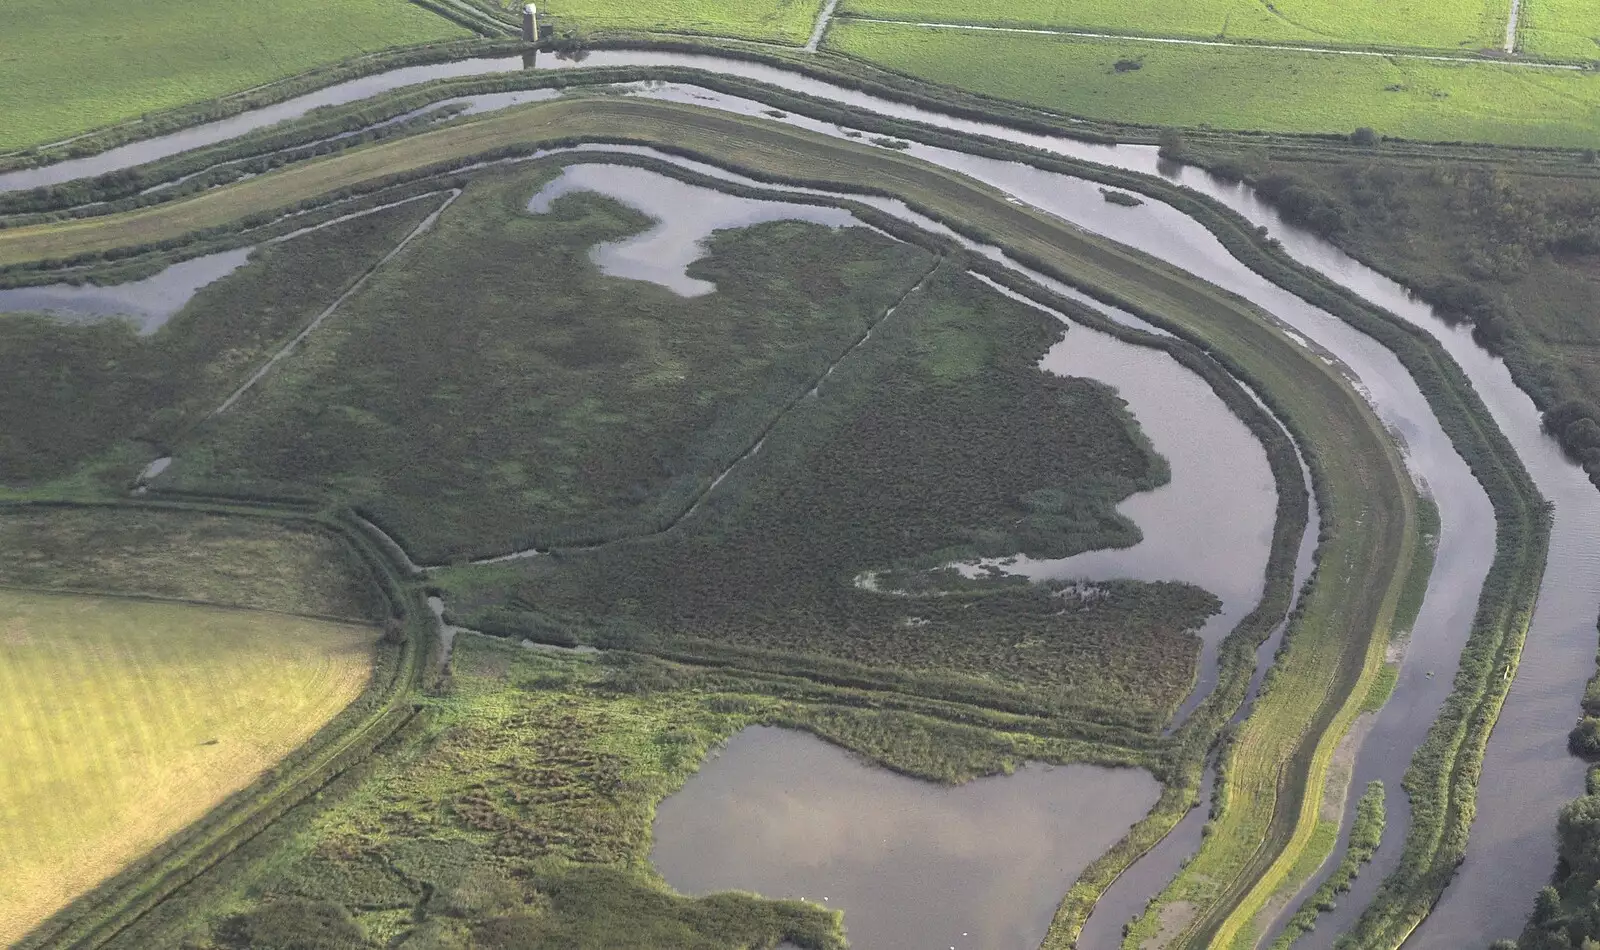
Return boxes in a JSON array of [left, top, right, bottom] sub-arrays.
[[0, 590, 375, 945]]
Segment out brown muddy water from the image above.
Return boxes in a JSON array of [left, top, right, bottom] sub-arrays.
[[650, 726, 1161, 950]]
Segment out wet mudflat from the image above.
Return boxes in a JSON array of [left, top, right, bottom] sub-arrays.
[[651, 726, 1161, 950]]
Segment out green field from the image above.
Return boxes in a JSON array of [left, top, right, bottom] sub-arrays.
[[0, 589, 376, 945], [1521, 0, 1600, 59], [824, 21, 1600, 146], [540, 0, 827, 43], [836, 0, 1507, 51], [0, 0, 469, 153]]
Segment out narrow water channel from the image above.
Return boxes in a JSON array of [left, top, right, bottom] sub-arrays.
[[650, 726, 1161, 950], [8, 46, 1593, 945]]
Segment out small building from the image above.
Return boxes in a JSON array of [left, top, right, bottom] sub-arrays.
[[521, 3, 538, 42]]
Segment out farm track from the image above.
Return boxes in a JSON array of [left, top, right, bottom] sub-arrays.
[[1, 98, 1420, 950], [837, 15, 1580, 68]]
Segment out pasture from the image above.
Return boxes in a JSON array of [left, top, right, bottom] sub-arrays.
[[0, 589, 375, 945], [0, 0, 468, 154], [1520, 0, 1600, 59], [825, 21, 1600, 146], [540, 0, 828, 43], [836, 0, 1506, 51]]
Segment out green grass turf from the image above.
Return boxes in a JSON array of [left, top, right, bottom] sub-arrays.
[[167, 162, 941, 562], [0, 0, 470, 154], [1520, 0, 1600, 59], [539, 0, 827, 43], [0, 197, 439, 490], [0, 589, 376, 946], [837, 0, 1506, 51], [444, 263, 1216, 729], [824, 20, 1600, 147]]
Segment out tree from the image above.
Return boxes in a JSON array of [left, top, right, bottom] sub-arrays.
[[1158, 127, 1188, 161], [1350, 127, 1380, 146]]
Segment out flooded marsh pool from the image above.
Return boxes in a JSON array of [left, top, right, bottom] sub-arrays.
[[651, 726, 1161, 950]]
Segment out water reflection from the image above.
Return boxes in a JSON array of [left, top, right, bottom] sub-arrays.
[[0, 247, 251, 333], [651, 726, 1160, 950], [526, 163, 856, 296]]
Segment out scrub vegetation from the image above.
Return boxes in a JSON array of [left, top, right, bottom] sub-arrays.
[[441, 263, 1214, 728], [0, 198, 440, 491], [0, 0, 469, 153], [164, 165, 939, 563], [837, 0, 1507, 51], [823, 21, 1600, 146], [148, 633, 1132, 950]]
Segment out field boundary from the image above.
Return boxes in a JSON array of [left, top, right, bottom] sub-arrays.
[[835, 16, 1585, 69]]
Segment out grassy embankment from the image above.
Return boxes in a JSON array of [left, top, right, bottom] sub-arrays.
[[0, 98, 1413, 947], [1269, 781, 1387, 950], [0, 0, 471, 153], [836, 0, 1508, 51], [0, 198, 441, 496], [0, 508, 386, 946], [822, 21, 1600, 146]]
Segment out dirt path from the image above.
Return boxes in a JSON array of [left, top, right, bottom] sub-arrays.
[[1505, 0, 1523, 53], [806, 0, 841, 51]]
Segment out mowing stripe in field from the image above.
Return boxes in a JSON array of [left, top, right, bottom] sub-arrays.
[[0, 589, 375, 945]]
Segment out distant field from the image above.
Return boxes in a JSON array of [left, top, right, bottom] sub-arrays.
[[1521, 0, 1600, 59], [837, 0, 1506, 50], [0, 0, 468, 152], [825, 21, 1600, 146], [540, 0, 827, 43], [0, 590, 375, 945]]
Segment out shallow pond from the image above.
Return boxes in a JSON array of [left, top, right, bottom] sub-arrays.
[[0, 246, 251, 333], [650, 726, 1161, 950], [527, 163, 857, 296]]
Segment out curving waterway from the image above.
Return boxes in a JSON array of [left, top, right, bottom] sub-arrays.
[[6, 47, 1596, 948]]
